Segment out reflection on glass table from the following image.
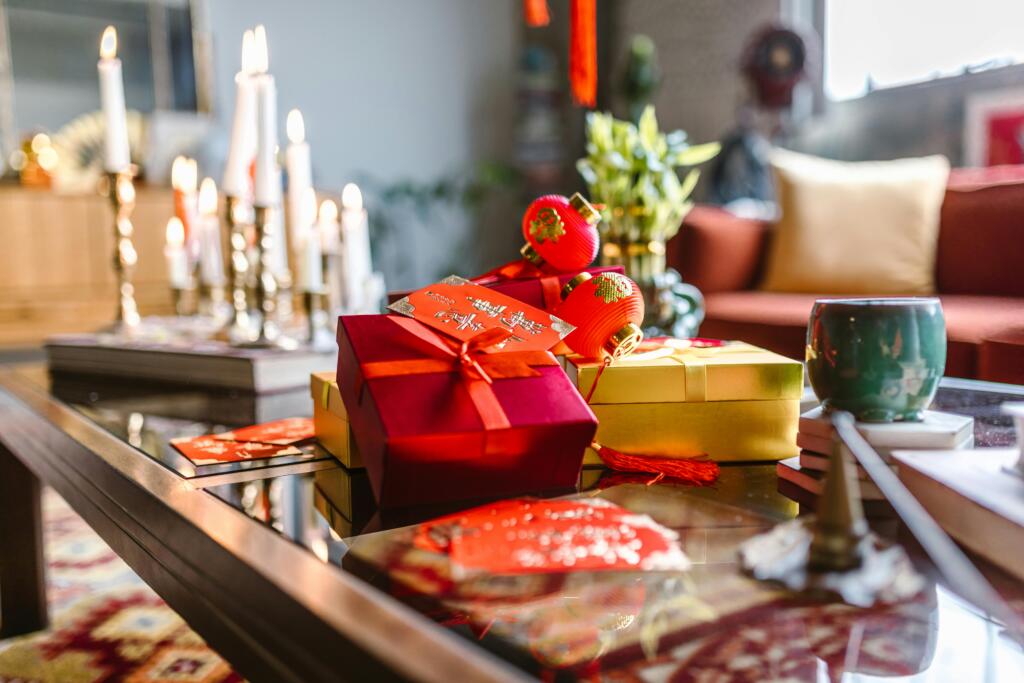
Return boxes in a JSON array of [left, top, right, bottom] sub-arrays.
[[38, 364, 1024, 680]]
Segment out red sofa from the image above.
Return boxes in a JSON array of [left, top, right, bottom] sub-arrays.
[[668, 166, 1024, 384]]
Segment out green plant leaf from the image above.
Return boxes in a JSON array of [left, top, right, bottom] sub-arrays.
[[679, 168, 700, 201], [674, 142, 721, 167], [577, 159, 597, 186], [638, 105, 659, 149]]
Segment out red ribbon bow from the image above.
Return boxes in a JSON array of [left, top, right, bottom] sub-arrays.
[[358, 316, 559, 432]]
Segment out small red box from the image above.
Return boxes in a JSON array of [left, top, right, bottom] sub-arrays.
[[336, 315, 598, 509], [386, 265, 624, 312]]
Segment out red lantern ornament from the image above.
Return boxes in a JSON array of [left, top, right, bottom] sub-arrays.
[[520, 193, 601, 273], [556, 271, 644, 359]]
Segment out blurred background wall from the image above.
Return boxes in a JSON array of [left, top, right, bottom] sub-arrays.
[[204, 0, 521, 288]]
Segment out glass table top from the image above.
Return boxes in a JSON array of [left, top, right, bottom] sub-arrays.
[[23, 365, 1024, 680]]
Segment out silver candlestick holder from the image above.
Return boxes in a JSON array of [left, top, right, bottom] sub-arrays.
[[103, 169, 141, 331], [219, 194, 254, 341], [303, 288, 333, 351], [238, 204, 295, 349]]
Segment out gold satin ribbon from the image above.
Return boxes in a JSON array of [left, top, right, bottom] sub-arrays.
[[615, 339, 757, 402]]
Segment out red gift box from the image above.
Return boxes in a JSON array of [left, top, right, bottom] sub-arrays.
[[336, 314, 598, 509], [386, 265, 624, 312]]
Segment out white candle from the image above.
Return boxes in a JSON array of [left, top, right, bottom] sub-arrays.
[[222, 29, 258, 198], [171, 156, 198, 260], [197, 178, 226, 286], [340, 183, 372, 309], [269, 199, 290, 278], [165, 217, 190, 289], [285, 109, 313, 241], [98, 26, 131, 172], [252, 25, 280, 208], [318, 199, 340, 252], [300, 188, 323, 292]]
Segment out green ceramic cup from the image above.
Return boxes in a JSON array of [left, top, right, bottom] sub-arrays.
[[806, 298, 946, 422]]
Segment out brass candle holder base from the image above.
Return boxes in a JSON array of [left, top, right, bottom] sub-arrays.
[[170, 286, 194, 317], [102, 169, 141, 332], [739, 429, 922, 607], [197, 282, 230, 322], [235, 205, 296, 349], [303, 289, 334, 351]]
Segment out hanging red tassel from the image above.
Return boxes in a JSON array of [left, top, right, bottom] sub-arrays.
[[523, 0, 550, 27], [581, 351, 721, 486], [569, 0, 597, 107], [592, 442, 721, 487]]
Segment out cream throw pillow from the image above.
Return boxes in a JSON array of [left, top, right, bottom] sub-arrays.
[[761, 149, 950, 294]]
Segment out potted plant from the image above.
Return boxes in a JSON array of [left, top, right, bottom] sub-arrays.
[[577, 105, 719, 336]]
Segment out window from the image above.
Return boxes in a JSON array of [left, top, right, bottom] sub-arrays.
[[825, 0, 1024, 101]]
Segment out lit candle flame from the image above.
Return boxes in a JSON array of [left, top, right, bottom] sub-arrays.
[[166, 217, 185, 247], [252, 25, 269, 74], [286, 109, 305, 144], [341, 183, 363, 211], [240, 29, 257, 75], [319, 199, 339, 223], [171, 156, 198, 192], [198, 177, 218, 215], [100, 26, 117, 59]]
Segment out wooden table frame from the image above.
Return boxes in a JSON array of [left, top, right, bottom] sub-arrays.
[[0, 367, 527, 683]]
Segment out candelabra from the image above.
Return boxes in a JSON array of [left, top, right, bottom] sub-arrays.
[[240, 205, 295, 348], [303, 289, 333, 351], [170, 284, 191, 316], [103, 170, 140, 330], [223, 195, 254, 339]]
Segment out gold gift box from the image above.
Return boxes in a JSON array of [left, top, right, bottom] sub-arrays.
[[565, 340, 803, 405], [310, 371, 363, 469], [566, 341, 802, 464]]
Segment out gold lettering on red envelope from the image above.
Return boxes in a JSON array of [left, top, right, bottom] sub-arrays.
[[212, 417, 314, 445], [170, 436, 302, 465], [388, 275, 574, 352]]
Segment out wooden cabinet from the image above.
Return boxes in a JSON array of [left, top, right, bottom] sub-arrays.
[[0, 185, 176, 346]]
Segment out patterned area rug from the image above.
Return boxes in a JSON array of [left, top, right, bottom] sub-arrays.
[[0, 489, 244, 682]]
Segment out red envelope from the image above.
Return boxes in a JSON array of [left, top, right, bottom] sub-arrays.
[[414, 498, 690, 576], [387, 275, 573, 352], [213, 417, 315, 445], [170, 436, 302, 465]]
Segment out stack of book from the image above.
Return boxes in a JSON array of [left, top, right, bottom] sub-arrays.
[[777, 407, 974, 510]]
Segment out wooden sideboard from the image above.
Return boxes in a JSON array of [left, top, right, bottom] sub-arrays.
[[0, 184, 177, 346]]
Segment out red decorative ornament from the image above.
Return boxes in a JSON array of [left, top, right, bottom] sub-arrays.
[[569, 0, 597, 107], [520, 193, 601, 273], [555, 271, 644, 360], [523, 0, 550, 27], [522, 0, 597, 108]]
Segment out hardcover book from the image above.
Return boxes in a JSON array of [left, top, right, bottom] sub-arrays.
[[47, 333, 335, 393], [895, 448, 1024, 580], [799, 407, 973, 449]]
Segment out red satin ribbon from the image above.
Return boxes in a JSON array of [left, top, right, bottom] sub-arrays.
[[472, 260, 564, 312], [358, 316, 558, 432], [472, 258, 543, 285]]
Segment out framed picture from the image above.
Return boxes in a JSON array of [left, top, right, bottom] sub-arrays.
[[964, 88, 1024, 167]]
